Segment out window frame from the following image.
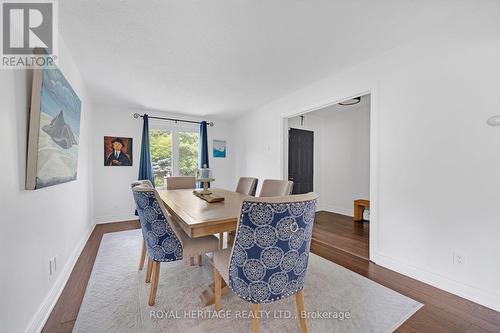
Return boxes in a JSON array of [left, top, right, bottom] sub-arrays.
[[149, 121, 199, 187]]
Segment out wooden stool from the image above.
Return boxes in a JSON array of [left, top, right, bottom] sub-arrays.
[[354, 199, 370, 221]]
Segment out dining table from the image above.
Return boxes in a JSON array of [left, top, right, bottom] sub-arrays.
[[157, 187, 247, 305]]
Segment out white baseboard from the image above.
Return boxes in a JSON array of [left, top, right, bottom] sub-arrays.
[[25, 222, 96, 333], [372, 252, 500, 312], [94, 214, 138, 224], [319, 204, 353, 217]]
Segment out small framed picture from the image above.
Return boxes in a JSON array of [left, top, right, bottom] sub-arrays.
[[104, 136, 133, 166], [213, 139, 226, 158]]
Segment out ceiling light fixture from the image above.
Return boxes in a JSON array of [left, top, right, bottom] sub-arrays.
[[487, 115, 500, 127], [339, 97, 361, 106]]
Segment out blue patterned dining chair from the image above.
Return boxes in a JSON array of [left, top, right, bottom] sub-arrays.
[[132, 184, 219, 305], [131, 180, 154, 271], [212, 192, 318, 333]]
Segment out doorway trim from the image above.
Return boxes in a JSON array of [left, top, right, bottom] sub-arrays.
[[280, 87, 379, 262]]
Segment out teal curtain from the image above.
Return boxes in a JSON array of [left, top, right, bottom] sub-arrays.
[[138, 114, 155, 186], [199, 121, 209, 188], [135, 114, 155, 215]]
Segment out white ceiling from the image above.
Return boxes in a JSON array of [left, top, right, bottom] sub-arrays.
[[59, 0, 469, 118]]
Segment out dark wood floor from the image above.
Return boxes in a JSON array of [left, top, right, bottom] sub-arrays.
[[43, 215, 500, 333], [314, 211, 369, 259]]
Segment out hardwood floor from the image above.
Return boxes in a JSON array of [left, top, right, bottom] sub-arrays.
[[43, 216, 500, 333], [313, 211, 369, 259]]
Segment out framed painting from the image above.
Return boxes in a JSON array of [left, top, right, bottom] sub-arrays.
[[104, 136, 133, 166], [26, 64, 82, 190], [213, 139, 226, 158]]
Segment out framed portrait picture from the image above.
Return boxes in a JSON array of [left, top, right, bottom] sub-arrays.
[[213, 139, 226, 158], [104, 137, 133, 166]]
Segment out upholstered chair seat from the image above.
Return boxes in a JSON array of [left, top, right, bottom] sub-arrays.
[[212, 192, 318, 333], [259, 179, 294, 197], [132, 184, 219, 305]]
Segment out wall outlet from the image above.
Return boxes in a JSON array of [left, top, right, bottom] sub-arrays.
[[49, 256, 58, 276], [453, 252, 466, 266]]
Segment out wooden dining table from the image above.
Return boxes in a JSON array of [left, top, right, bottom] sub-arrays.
[[157, 187, 247, 305], [158, 187, 247, 239]]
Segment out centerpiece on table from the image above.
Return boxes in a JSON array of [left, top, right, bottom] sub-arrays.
[[193, 165, 224, 202]]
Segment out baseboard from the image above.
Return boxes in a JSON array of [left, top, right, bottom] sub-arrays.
[[25, 222, 96, 333], [372, 252, 500, 312], [94, 214, 138, 224], [319, 204, 353, 217]]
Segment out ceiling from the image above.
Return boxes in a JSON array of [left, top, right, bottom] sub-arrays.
[[59, 0, 471, 118]]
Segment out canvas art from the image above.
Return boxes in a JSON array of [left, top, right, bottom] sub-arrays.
[[213, 139, 226, 158], [26, 65, 82, 190], [104, 137, 133, 166]]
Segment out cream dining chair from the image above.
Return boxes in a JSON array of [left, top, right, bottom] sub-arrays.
[[166, 176, 196, 190], [235, 177, 258, 196], [258, 179, 293, 197]]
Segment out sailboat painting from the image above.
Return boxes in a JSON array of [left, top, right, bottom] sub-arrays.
[[26, 65, 82, 190]]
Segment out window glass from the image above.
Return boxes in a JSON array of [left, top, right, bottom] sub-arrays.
[[178, 131, 199, 176], [149, 129, 173, 187]]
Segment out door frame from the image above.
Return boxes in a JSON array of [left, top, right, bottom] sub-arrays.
[[280, 88, 378, 262]]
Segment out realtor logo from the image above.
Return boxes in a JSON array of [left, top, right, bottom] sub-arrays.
[[1, 0, 58, 68]]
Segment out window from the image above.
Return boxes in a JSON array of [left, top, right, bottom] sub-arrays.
[[149, 126, 199, 187]]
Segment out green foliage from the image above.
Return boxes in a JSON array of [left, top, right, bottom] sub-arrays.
[[149, 129, 199, 186], [179, 132, 199, 176]]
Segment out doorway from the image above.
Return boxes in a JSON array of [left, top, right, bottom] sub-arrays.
[[288, 128, 314, 194], [285, 94, 371, 259]]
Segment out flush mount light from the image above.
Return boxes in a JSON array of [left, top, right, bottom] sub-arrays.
[[487, 115, 500, 126], [339, 97, 361, 106]]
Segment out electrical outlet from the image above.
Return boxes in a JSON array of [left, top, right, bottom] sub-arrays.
[[453, 252, 466, 266], [48, 256, 58, 276]]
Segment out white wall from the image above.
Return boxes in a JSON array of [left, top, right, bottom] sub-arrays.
[[232, 3, 500, 311], [0, 39, 94, 333], [288, 99, 370, 216], [91, 106, 235, 223]]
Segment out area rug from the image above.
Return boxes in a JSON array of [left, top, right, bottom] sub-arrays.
[[73, 229, 422, 332]]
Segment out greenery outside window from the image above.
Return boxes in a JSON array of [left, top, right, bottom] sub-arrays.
[[150, 126, 199, 187]]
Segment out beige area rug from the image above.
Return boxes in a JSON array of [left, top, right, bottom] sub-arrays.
[[73, 229, 422, 332]]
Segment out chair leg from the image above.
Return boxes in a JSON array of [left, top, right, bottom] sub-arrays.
[[219, 232, 224, 249], [145, 256, 153, 283], [214, 268, 222, 311], [295, 290, 309, 333], [190, 257, 195, 266], [148, 261, 161, 306], [138, 239, 146, 270], [198, 254, 202, 266], [252, 303, 260, 333]]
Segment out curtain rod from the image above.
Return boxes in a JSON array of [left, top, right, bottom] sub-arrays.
[[133, 113, 214, 126]]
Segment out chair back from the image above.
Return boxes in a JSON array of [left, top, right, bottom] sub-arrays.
[[235, 177, 258, 196], [166, 176, 196, 190], [259, 179, 293, 197], [228, 193, 318, 304], [132, 185, 183, 262]]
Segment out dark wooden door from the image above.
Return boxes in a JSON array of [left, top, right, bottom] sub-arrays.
[[288, 128, 314, 194]]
